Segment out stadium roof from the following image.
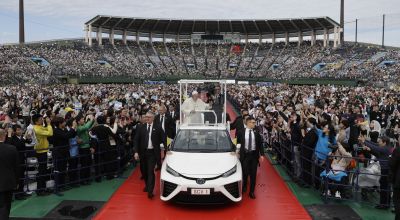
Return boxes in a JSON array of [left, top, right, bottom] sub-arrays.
[[85, 15, 339, 38]]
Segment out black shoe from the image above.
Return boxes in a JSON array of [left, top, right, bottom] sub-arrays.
[[143, 187, 147, 192], [17, 192, 32, 199], [15, 194, 28, 200], [106, 176, 114, 180], [58, 187, 69, 192], [54, 191, 64, 197], [375, 204, 389, 210], [147, 192, 154, 199], [81, 181, 90, 186], [249, 192, 256, 199], [95, 177, 102, 182], [37, 191, 51, 196]]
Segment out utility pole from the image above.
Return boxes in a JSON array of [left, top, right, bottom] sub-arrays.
[[340, 0, 344, 45], [19, 0, 25, 44]]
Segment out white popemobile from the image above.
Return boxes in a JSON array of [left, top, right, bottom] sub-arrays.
[[160, 80, 242, 203]]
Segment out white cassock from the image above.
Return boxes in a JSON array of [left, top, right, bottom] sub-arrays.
[[181, 98, 210, 124]]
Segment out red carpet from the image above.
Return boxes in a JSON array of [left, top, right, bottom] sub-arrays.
[[94, 103, 311, 220]]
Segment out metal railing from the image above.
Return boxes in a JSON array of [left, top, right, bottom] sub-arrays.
[[12, 139, 135, 198], [270, 131, 393, 207]]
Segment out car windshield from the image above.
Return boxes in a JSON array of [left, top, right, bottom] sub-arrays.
[[172, 129, 234, 152]]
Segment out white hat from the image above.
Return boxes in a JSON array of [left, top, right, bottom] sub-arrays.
[[192, 91, 198, 95]]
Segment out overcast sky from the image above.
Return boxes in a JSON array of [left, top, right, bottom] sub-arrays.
[[0, 0, 399, 46]]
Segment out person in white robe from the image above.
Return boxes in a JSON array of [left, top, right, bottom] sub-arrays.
[[181, 91, 210, 124]]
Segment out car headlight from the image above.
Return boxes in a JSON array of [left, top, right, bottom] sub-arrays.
[[166, 165, 180, 177], [222, 165, 237, 178]]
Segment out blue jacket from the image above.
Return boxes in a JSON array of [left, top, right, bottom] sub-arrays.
[[315, 128, 336, 161]]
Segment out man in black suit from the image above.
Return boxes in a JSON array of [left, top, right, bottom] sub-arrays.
[[390, 143, 400, 220], [132, 113, 147, 181], [300, 117, 319, 186], [90, 116, 117, 182], [380, 99, 394, 116], [134, 111, 164, 199], [52, 117, 77, 191], [230, 109, 249, 138], [5, 125, 31, 200], [155, 105, 173, 164], [237, 116, 265, 199], [155, 105, 173, 146], [168, 104, 178, 139], [0, 128, 19, 220]]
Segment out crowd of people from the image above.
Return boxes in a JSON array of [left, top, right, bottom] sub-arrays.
[[2, 81, 400, 217], [1, 39, 399, 85], [228, 84, 400, 214], [0, 84, 180, 208]]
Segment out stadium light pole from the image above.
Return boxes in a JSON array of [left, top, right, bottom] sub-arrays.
[[355, 19, 358, 44], [19, 0, 25, 44], [340, 0, 344, 45], [382, 14, 385, 48]]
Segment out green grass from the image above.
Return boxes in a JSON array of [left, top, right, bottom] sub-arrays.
[[10, 166, 135, 218]]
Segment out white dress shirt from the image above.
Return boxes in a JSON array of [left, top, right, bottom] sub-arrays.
[[147, 123, 154, 149], [160, 114, 165, 131], [244, 128, 256, 151]]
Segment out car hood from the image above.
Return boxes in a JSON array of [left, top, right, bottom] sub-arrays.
[[166, 152, 238, 176]]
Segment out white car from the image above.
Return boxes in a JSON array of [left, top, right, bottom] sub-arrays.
[[160, 124, 242, 203]]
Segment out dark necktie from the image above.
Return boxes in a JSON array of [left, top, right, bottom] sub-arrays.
[[248, 129, 253, 151]]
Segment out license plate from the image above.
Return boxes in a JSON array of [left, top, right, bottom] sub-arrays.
[[191, 189, 210, 195]]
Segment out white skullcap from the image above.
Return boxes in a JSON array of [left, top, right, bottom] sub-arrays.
[[192, 91, 198, 95]]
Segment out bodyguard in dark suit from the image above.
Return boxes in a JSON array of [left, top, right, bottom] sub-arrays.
[[134, 111, 164, 199], [0, 128, 19, 220], [230, 109, 249, 138], [236, 116, 265, 199], [134, 114, 148, 181], [155, 105, 172, 164], [154, 105, 172, 147], [5, 125, 31, 200], [168, 104, 178, 139]]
